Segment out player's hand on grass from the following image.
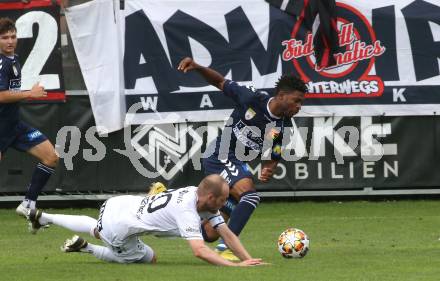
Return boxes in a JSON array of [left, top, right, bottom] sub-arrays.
[[236, 258, 265, 266], [28, 83, 47, 98], [178, 57, 198, 73], [259, 167, 274, 182]]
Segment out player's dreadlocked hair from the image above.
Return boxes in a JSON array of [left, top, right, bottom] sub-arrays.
[[0, 18, 16, 35], [275, 75, 308, 95]]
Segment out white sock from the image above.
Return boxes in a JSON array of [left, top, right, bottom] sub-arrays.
[[22, 199, 36, 209], [40, 213, 97, 236], [85, 243, 124, 263]]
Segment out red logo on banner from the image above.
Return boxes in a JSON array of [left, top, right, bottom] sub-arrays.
[[282, 3, 386, 98]]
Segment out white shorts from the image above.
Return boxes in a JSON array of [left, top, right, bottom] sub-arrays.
[[101, 235, 155, 263], [97, 199, 155, 263]]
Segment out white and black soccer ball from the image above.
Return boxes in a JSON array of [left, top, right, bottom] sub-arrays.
[[277, 228, 310, 258]]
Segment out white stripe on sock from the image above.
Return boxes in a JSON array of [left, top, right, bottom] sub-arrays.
[[37, 163, 55, 174]]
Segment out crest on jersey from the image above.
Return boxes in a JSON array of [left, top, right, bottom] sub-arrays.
[[245, 108, 256, 120]]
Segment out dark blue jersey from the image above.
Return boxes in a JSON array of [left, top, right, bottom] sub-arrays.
[[211, 80, 291, 161], [0, 55, 47, 153], [0, 54, 21, 129]]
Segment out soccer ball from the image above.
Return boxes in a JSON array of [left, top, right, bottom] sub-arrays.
[[277, 228, 310, 258]]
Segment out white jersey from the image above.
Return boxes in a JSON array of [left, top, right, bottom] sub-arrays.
[[98, 186, 224, 247]]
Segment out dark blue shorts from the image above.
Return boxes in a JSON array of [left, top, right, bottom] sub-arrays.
[[0, 121, 47, 154], [202, 155, 253, 187]]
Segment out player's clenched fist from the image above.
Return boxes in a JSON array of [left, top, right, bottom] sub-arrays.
[[259, 167, 274, 183], [28, 83, 47, 99], [177, 57, 199, 73]]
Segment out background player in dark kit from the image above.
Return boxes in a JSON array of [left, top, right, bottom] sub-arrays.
[[0, 18, 58, 216]]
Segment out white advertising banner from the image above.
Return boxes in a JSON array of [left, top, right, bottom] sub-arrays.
[[67, 0, 440, 133]]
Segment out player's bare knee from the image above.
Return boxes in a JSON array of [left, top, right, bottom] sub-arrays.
[[230, 178, 255, 200], [42, 152, 59, 168], [230, 186, 255, 201]]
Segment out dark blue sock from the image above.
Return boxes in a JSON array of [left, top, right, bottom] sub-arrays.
[[25, 163, 55, 201], [227, 191, 260, 236]]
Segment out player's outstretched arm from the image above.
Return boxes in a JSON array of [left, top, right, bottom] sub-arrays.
[[187, 239, 262, 266], [215, 223, 255, 261], [177, 57, 225, 90], [0, 83, 46, 103]]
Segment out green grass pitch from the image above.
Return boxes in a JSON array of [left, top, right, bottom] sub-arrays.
[[1, 200, 439, 281]]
